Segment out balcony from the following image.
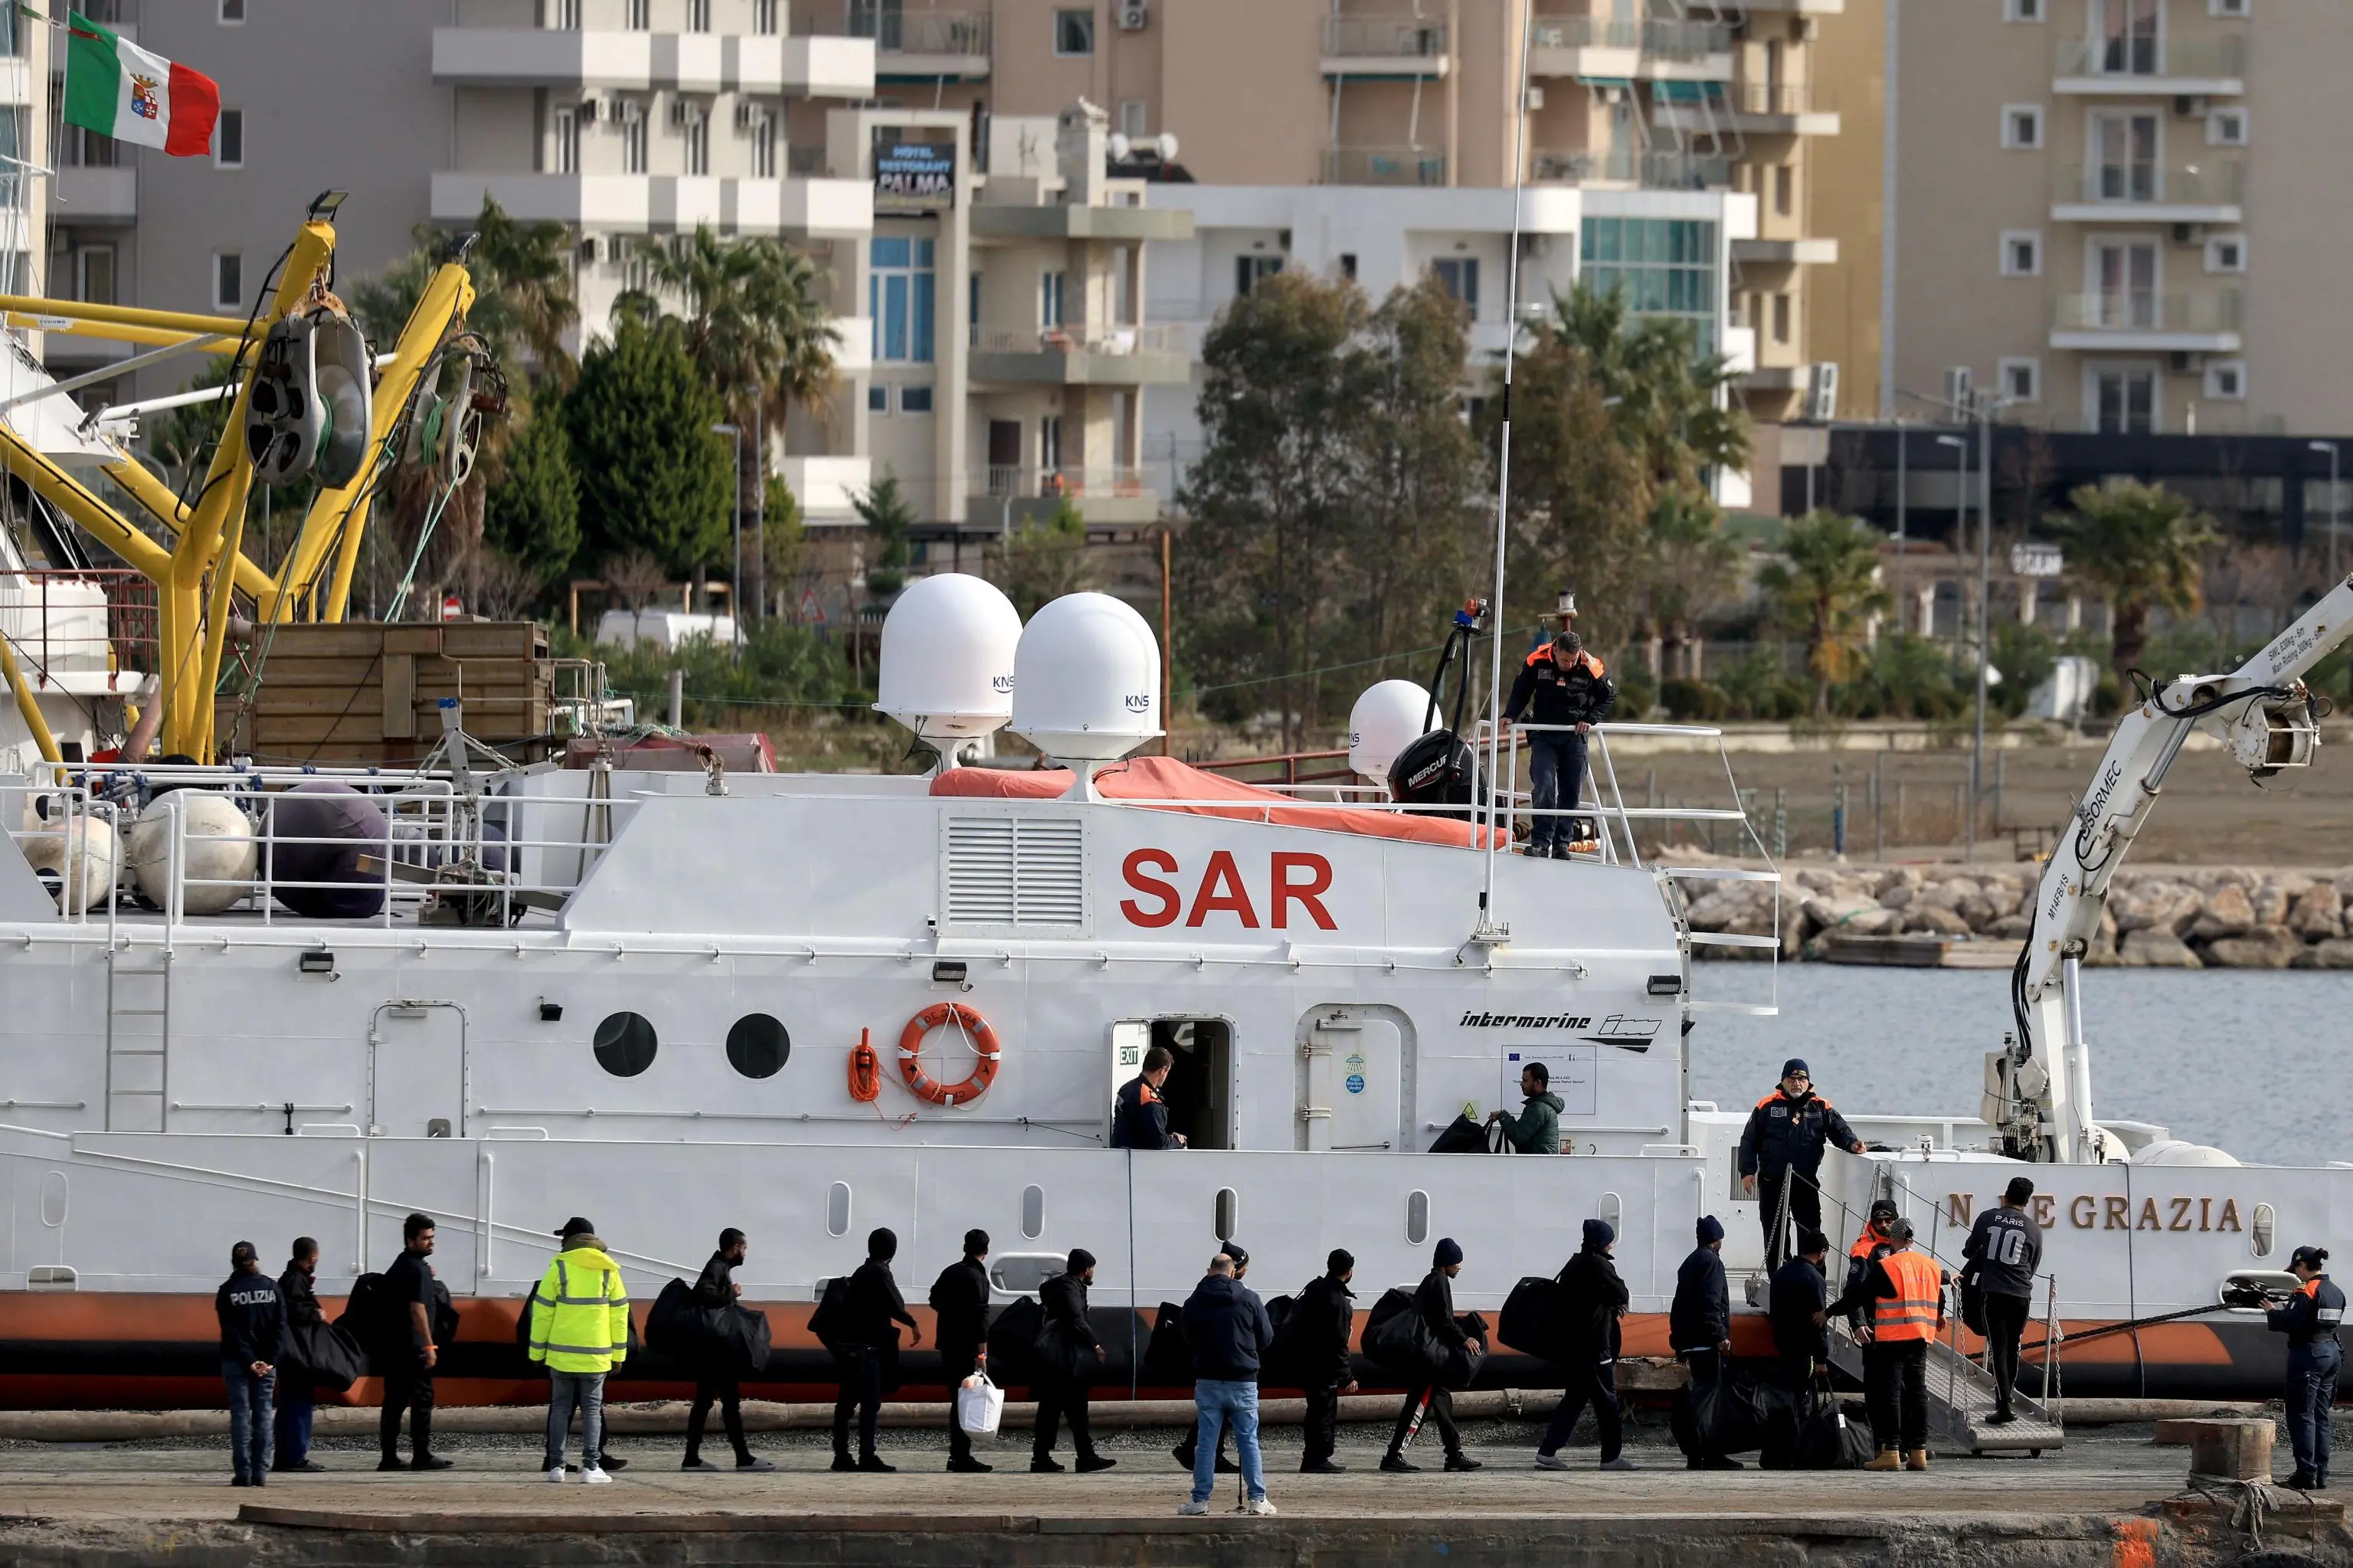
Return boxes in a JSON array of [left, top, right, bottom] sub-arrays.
[[1531, 146, 1730, 190], [969, 204, 1195, 242], [430, 28, 872, 97], [968, 326, 1190, 388], [54, 165, 136, 226], [1654, 80, 1841, 138], [1638, 18, 1735, 80], [817, 11, 992, 82], [775, 456, 872, 522], [1321, 15, 1451, 80], [1322, 146, 1448, 187], [1732, 236, 1838, 266], [970, 466, 1163, 527], [429, 172, 872, 238], [1732, 0, 1844, 10], [2049, 289, 2242, 353], [2051, 159, 2243, 224], [2054, 34, 2246, 95], [1528, 15, 1641, 80]]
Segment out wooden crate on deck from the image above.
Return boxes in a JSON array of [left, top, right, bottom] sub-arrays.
[[215, 620, 557, 766]]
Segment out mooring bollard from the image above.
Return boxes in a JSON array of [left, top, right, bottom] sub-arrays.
[[2176, 1418, 2274, 1483]]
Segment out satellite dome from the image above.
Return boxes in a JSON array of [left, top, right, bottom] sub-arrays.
[[875, 573, 1024, 751], [1348, 679, 1434, 784], [1010, 592, 1162, 762]]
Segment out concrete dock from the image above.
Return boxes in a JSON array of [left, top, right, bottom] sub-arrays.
[[0, 1419, 2344, 1566]]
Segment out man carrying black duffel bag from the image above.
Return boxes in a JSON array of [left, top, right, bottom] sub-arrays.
[[1381, 1239, 1483, 1475], [682, 1228, 772, 1473], [273, 1237, 326, 1474], [1536, 1219, 1635, 1472]]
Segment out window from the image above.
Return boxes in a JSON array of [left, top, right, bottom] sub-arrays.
[[2004, 0, 2044, 18], [218, 0, 245, 21], [1998, 357, 2041, 404], [2000, 230, 2044, 277], [1339, 253, 1357, 282], [1039, 269, 1065, 328], [725, 1014, 790, 1079], [1039, 414, 1063, 471], [592, 1011, 658, 1077], [869, 236, 936, 362], [626, 0, 649, 29], [2207, 107, 2248, 147], [1432, 257, 1479, 311], [1772, 164, 1793, 217], [900, 385, 934, 414], [868, 382, 889, 412], [2092, 365, 2157, 434], [1119, 100, 1148, 139], [1054, 8, 1095, 55], [754, 0, 779, 33], [2091, 111, 2159, 201], [1771, 292, 1792, 343], [2211, 0, 2247, 16], [687, 0, 710, 31], [2206, 234, 2247, 273], [622, 103, 648, 173], [550, 0, 581, 25], [214, 108, 244, 169], [1580, 218, 1720, 354], [553, 107, 579, 175], [2094, 0, 2158, 75], [76, 245, 114, 306], [2090, 237, 2159, 328], [2001, 104, 2045, 150], [752, 116, 777, 178], [686, 116, 709, 176], [212, 252, 243, 310], [1235, 253, 1282, 296], [2204, 360, 2247, 400]]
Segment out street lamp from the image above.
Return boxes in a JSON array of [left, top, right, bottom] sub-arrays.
[[712, 422, 742, 663], [2310, 441, 2340, 581]]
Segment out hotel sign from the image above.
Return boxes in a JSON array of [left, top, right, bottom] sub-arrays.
[[875, 141, 956, 211]]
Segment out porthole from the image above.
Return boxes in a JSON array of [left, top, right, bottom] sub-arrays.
[[1406, 1189, 1430, 1246], [591, 1010, 657, 1077], [1214, 1187, 1238, 1242], [826, 1181, 852, 1238], [2250, 1202, 2276, 1259], [1021, 1184, 1045, 1240], [726, 1013, 790, 1079]]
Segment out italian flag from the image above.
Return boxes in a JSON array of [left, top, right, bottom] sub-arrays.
[[62, 10, 221, 157]]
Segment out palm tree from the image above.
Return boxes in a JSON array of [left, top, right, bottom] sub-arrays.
[[1759, 510, 1893, 714], [2047, 479, 2217, 678], [1543, 283, 1752, 498], [349, 197, 580, 384]]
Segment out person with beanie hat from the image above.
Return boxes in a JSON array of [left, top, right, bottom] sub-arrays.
[[1536, 1218, 1634, 1471], [832, 1227, 920, 1472], [1033, 1250, 1114, 1473], [1383, 1240, 1481, 1474], [929, 1229, 994, 1472], [1739, 1059, 1864, 1272], [1294, 1249, 1360, 1473], [1769, 1228, 1833, 1398], [1671, 1216, 1739, 1470]]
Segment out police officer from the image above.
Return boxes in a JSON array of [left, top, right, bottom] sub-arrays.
[[2268, 1245, 2342, 1490], [1739, 1059, 1864, 1270], [1962, 1177, 2044, 1425], [1110, 1045, 1186, 1150], [1502, 629, 1616, 858], [214, 1241, 285, 1488]]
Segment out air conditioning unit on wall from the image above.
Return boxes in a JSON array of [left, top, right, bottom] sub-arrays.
[[578, 234, 610, 264], [735, 100, 767, 132], [1117, 2, 1148, 30], [669, 98, 705, 129]]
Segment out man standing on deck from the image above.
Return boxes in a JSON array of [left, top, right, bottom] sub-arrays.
[[273, 1237, 324, 1474], [215, 1241, 283, 1488], [1111, 1045, 1187, 1149], [682, 1228, 772, 1472], [1739, 1059, 1864, 1271], [381, 1213, 451, 1473], [1487, 1062, 1565, 1154], [931, 1229, 994, 1473], [1503, 629, 1615, 857], [1962, 1177, 2044, 1425]]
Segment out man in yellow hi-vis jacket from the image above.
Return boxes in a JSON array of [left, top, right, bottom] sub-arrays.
[[529, 1216, 631, 1484]]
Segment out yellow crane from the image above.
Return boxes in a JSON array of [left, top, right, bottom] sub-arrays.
[[0, 209, 477, 759]]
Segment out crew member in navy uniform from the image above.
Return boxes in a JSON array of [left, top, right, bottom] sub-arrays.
[[1962, 1176, 2044, 1424], [1110, 1044, 1186, 1149], [1502, 629, 1616, 858], [2269, 1245, 2343, 1490], [1739, 1059, 1865, 1271]]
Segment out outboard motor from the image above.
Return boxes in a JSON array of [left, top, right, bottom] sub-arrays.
[[1387, 598, 1487, 817]]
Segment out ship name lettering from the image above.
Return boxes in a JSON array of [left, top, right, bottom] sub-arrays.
[[1118, 848, 1337, 931], [2169, 1196, 2194, 1231]]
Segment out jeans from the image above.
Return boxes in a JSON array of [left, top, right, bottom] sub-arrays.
[[1191, 1379, 1266, 1503], [1527, 730, 1589, 852], [1983, 1292, 2033, 1412], [2286, 1342, 2340, 1483], [1756, 1170, 1822, 1272], [1538, 1357, 1622, 1462], [833, 1345, 884, 1459], [1864, 1338, 1928, 1452], [273, 1377, 314, 1468], [223, 1360, 275, 1484], [543, 1369, 607, 1471], [688, 1373, 748, 1464]]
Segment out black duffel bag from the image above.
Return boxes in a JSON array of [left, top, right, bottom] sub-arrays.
[[1259, 1295, 1299, 1387], [1498, 1276, 1565, 1365], [1427, 1114, 1504, 1154], [1959, 1262, 1988, 1337], [1140, 1301, 1191, 1387], [1796, 1383, 1875, 1470], [1673, 1371, 1771, 1460], [1438, 1312, 1489, 1390], [985, 1295, 1045, 1386], [646, 1277, 774, 1376], [1360, 1288, 1425, 1378], [282, 1318, 367, 1393]]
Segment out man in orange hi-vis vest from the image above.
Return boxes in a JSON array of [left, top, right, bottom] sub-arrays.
[[1831, 1216, 1944, 1471]]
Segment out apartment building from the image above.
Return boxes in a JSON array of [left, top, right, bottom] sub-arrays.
[[1887, 0, 2335, 438]]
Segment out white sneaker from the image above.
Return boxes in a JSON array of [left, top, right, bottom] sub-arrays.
[[1599, 1455, 1638, 1471], [545, 1466, 566, 1484], [1176, 1499, 1210, 1516], [1535, 1452, 1569, 1470], [1241, 1497, 1278, 1516], [582, 1466, 612, 1485]]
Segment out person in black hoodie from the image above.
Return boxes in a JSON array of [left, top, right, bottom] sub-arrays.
[[1294, 1249, 1360, 1474], [271, 1238, 323, 1474], [1671, 1215, 1739, 1471], [683, 1228, 772, 1473], [833, 1227, 921, 1473], [1033, 1249, 1115, 1473], [1382, 1238, 1483, 1474], [215, 1240, 285, 1488], [929, 1228, 994, 1473], [1536, 1219, 1635, 1471], [1769, 1228, 1831, 1397]]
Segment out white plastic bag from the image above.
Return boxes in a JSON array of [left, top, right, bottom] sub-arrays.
[[956, 1365, 1005, 1436]]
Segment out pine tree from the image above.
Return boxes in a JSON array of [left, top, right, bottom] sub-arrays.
[[562, 317, 732, 579], [483, 412, 581, 586]]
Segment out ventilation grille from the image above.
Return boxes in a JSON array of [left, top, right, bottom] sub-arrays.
[[945, 816, 1085, 929]]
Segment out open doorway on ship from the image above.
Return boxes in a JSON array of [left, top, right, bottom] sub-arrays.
[[1147, 1018, 1232, 1151]]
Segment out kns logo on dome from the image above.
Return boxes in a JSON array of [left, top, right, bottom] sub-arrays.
[[1124, 693, 1152, 712], [991, 675, 1014, 692]]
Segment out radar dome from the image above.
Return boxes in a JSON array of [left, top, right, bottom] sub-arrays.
[[1348, 680, 1434, 783], [1011, 592, 1162, 761], [875, 573, 1024, 748]]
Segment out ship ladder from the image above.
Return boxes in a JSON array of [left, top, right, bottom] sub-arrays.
[[103, 944, 170, 1132], [1822, 1293, 2067, 1456]]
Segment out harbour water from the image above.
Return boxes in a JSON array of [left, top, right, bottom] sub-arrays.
[[1691, 966, 2353, 1168]]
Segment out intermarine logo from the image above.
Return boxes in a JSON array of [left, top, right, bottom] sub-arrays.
[[1459, 1011, 1592, 1029]]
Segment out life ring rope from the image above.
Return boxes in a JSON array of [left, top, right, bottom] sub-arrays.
[[898, 1002, 1002, 1107]]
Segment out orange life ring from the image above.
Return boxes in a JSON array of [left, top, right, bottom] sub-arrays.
[[897, 1003, 1002, 1107], [847, 1027, 882, 1103]]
